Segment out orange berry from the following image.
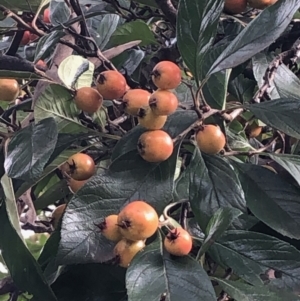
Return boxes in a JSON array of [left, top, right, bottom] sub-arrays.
[[247, 0, 277, 9], [122, 89, 151, 116], [137, 130, 173, 163], [195, 125, 226, 155], [68, 178, 87, 193], [164, 227, 192, 256], [224, 0, 247, 14], [96, 215, 122, 242], [0, 79, 20, 102], [117, 200, 159, 241], [138, 107, 167, 130], [74, 87, 103, 114], [61, 153, 95, 181], [152, 61, 181, 90], [20, 31, 31, 45], [149, 90, 178, 116], [247, 124, 262, 138], [43, 8, 51, 23], [114, 239, 145, 268], [96, 70, 127, 100]]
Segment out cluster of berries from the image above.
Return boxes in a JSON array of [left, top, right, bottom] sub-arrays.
[[74, 60, 182, 163], [98, 200, 193, 268]]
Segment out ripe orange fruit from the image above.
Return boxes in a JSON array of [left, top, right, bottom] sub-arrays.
[[164, 227, 192, 256], [61, 153, 96, 181], [68, 178, 87, 193], [0, 79, 20, 102], [247, 0, 277, 9], [195, 125, 226, 155], [122, 89, 151, 116], [117, 200, 159, 241], [224, 0, 247, 14], [20, 31, 31, 45], [114, 239, 145, 268], [96, 215, 122, 242], [96, 70, 127, 100], [52, 204, 67, 229], [247, 124, 262, 138], [151, 61, 181, 90], [74, 86, 103, 114], [43, 8, 50, 23], [137, 130, 173, 163], [149, 90, 178, 116], [138, 107, 167, 130]]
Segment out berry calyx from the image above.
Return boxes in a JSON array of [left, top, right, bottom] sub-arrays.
[[164, 227, 192, 256], [151, 61, 181, 90], [0, 79, 20, 102], [195, 124, 226, 155], [138, 107, 167, 130], [149, 90, 178, 116], [74, 86, 103, 114], [96, 215, 122, 242], [224, 0, 247, 14], [51, 204, 67, 229], [117, 200, 159, 241], [122, 89, 151, 116], [247, 0, 277, 9], [114, 239, 145, 268], [43, 8, 51, 23], [61, 153, 96, 181], [68, 178, 87, 193], [20, 31, 31, 45], [96, 70, 127, 100], [137, 130, 173, 163]]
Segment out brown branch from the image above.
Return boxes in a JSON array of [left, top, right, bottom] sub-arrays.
[[0, 5, 43, 37], [252, 38, 300, 103], [154, 0, 177, 26], [172, 108, 219, 143]]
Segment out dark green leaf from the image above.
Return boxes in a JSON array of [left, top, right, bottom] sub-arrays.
[[200, 43, 231, 109], [199, 207, 242, 256], [227, 74, 256, 104], [246, 98, 300, 139], [234, 162, 300, 239], [57, 146, 179, 264], [4, 117, 58, 182], [109, 20, 157, 47], [52, 264, 126, 301], [126, 233, 216, 301], [268, 153, 300, 187], [177, 0, 224, 83], [0, 202, 57, 301], [35, 30, 66, 62], [94, 14, 120, 49], [214, 278, 300, 301], [188, 149, 246, 230], [208, 0, 300, 75], [210, 230, 300, 290]]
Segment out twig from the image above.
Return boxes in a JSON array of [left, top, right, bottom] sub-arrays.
[[0, 5, 43, 36], [223, 136, 278, 157], [154, 0, 177, 26], [252, 38, 300, 103], [172, 108, 219, 143]]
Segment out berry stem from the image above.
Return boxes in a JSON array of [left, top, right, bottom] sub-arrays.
[[172, 108, 219, 144], [162, 199, 189, 225]]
